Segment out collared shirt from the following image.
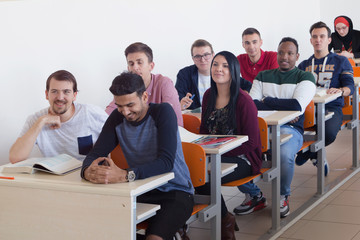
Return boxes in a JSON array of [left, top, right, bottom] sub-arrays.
[[237, 49, 279, 83]]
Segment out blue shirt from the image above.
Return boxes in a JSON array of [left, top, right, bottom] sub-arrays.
[[298, 52, 354, 107], [81, 103, 194, 194]]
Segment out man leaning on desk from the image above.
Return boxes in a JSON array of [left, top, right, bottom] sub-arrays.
[[9, 70, 108, 163], [297, 21, 355, 176], [249, 37, 316, 218], [81, 72, 194, 240]]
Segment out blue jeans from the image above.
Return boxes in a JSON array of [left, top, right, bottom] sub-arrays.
[[239, 125, 303, 197], [280, 125, 303, 196]]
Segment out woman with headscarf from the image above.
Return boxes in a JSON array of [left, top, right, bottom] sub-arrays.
[[329, 15, 360, 59]]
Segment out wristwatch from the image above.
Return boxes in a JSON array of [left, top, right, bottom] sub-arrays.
[[126, 170, 136, 182]]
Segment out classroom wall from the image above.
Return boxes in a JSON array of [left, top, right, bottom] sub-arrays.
[[0, 0, 358, 165]]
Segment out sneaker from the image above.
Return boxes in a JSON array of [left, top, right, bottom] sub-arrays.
[[280, 195, 290, 218], [174, 225, 190, 240], [233, 192, 267, 215], [311, 158, 329, 177], [295, 151, 312, 166]]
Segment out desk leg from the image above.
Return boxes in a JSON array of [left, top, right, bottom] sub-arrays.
[[270, 125, 280, 231], [352, 86, 359, 168], [210, 153, 221, 240], [132, 198, 136, 240], [316, 103, 325, 195]]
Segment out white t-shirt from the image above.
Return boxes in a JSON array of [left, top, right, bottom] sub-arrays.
[[198, 72, 211, 103], [20, 103, 108, 160]]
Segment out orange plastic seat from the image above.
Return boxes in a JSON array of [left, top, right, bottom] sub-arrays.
[[222, 117, 269, 188], [258, 117, 268, 153], [348, 58, 356, 67], [137, 142, 208, 231], [181, 142, 207, 187], [300, 101, 316, 152], [183, 114, 201, 134], [353, 66, 360, 77], [304, 101, 315, 129]]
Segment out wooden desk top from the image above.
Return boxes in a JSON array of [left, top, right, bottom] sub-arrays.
[[0, 166, 174, 197], [313, 92, 342, 104], [259, 111, 301, 126]]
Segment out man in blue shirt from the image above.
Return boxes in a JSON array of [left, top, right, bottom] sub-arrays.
[[297, 21, 355, 176], [82, 72, 194, 240]]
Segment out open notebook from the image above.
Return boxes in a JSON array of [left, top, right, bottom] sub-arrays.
[[2, 154, 82, 175]]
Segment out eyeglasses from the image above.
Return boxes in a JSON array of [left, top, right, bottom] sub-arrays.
[[192, 53, 212, 61]]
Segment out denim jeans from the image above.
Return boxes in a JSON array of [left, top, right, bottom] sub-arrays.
[[221, 156, 261, 197], [280, 125, 303, 196], [239, 125, 303, 196]]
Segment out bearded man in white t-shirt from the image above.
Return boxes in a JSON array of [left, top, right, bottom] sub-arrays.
[[9, 70, 108, 163]]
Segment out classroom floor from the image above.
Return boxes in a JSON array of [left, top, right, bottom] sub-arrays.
[[186, 128, 360, 240]]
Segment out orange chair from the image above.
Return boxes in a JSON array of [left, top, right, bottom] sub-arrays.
[[348, 58, 356, 67], [183, 114, 201, 134], [258, 117, 269, 153], [303, 101, 315, 129], [300, 101, 316, 152], [222, 117, 270, 187], [340, 66, 360, 120], [137, 142, 208, 231], [353, 66, 360, 77]]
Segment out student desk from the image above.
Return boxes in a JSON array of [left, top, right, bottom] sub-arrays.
[[259, 110, 301, 232], [0, 168, 174, 240], [179, 127, 248, 240], [352, 77, 360, 168], [313, 92, 342, 195], [196, 136, 248, 240], [184, 111, 301, 233]]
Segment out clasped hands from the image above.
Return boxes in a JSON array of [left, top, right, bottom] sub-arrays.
[[84, 157, 127, 184]]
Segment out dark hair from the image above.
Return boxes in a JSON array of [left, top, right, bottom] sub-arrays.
[[278, 37, 299, 53], [46, 70, 78, 92], [109, 72, 146, 97], [203, 51, 241, 131], [191, 39, 214, 56], [125, 42, 153, 62], [242, 27, 261, 38], [310, 21, 331, 38]]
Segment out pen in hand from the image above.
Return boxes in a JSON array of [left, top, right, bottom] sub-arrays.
[[182, 94, 195, 109]]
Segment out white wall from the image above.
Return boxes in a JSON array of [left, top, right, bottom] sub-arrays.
[[1, 0, 357, 165]]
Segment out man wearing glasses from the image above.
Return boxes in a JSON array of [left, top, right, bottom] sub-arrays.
[[237, 28, 279, 90], [175, 39, 214, 110]]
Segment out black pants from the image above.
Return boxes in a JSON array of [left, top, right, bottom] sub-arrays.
[[309, 105, 343, 160], [137, 189, 194, 240], [195, 156, 252, 218]]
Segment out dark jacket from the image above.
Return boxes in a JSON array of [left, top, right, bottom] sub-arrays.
[[200, 89, 262, 175], [175, 65, 201, 110], [329, 15, 360, 59]]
